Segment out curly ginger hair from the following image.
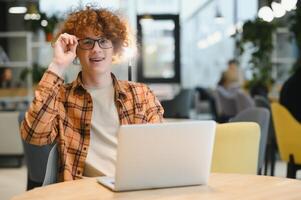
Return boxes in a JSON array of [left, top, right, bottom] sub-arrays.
[[54, 6, 129, 58]]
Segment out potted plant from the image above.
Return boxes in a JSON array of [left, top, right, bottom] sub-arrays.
[[24, 12, 59, 42], [40, 13, 59, 42], [290, 1, 301, 72], [238, 18, 277, 96]]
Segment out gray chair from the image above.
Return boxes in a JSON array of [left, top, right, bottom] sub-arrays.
[[18, 111, 53, 190], [195, 87, 218, 121], [161, 89, 194, 119], [215, 86, 254, 122], [254, 95, 277, 176], [42, 143, 58, 186], [230, 107, 270, 175]]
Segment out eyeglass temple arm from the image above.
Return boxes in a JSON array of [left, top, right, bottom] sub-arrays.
[[128, 64, 132, 81]]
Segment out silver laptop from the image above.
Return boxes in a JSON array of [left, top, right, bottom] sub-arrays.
[[97, 120, 216, 191]]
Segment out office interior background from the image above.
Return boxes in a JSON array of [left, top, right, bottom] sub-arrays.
[[0, 0, 300, 199]]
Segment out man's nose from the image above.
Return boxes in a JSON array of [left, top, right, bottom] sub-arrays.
[[92, 41, 103, 51]]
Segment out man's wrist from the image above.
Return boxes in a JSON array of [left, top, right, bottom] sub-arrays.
[[48, 62, 66, 78]]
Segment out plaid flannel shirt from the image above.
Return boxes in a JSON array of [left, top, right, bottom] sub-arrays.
[[20, 70, 164, 182]]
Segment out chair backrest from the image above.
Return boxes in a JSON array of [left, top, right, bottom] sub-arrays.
[[271, 102, 301, 164], [215, 87, 254, 121], [18, 111, 53, 190], [161, 89, 194, 118], [230, 107, 270, 173], [42, 143, 58, 186], [211, 122, 260, 174], [22, 141, 53, 185], [254, 95, 277, 147]]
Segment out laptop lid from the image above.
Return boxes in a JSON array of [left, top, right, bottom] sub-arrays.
[[114, 120, 216, 191]]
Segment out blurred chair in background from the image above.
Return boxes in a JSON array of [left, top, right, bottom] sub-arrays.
[[0, 111, 23, 167], [18, 111, 53, 190], [211, 122, 260, 174], [195, 87, 218, 120], [214, 86, 254, 123], [271, 102, 301, 178], [230, 107, 270, 175], [254, 95, 277, 176], [161, 89, 194, 119]]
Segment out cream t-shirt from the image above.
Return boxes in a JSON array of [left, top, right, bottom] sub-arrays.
[[84, 82, 120, 177]]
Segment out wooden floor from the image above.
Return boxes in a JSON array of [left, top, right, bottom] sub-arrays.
[[0, 160, 300, 200]]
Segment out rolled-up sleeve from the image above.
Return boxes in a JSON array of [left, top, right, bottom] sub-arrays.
[[145, 86, 164, 123], [20, 70, 64, 146]]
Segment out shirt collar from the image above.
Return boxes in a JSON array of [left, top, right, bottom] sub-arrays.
[[72, 72, 127, 99]]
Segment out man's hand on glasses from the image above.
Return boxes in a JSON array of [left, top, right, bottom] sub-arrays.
[[49, 33, 78, 77]]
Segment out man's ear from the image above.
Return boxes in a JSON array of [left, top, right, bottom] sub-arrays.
[[112, 54, 119, 64], [73, 57, 80, 65]]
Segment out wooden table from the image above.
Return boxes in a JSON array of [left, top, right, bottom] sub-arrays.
[[12, 173, 301, 200]]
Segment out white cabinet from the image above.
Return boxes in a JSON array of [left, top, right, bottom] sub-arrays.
[[0, 111, 23, 165], [0, 31, 79, 110], [0, 31, 33, 109]]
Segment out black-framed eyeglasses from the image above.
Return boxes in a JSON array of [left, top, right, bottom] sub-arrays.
[[77, 38, 113, 50]]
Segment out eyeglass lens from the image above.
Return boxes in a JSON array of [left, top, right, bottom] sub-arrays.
[[78, 38, 112, 50]]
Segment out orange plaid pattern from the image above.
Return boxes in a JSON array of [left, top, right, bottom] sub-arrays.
[[20, 70, 164, 182]]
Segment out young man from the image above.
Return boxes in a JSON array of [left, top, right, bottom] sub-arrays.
[[21, 7, 164, 182]]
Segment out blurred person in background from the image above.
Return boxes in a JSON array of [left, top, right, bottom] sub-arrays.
[[215, 59, 253, 122], [280, 67, 301, 122], [0, 67, 12, 88], [0, 67, 14, 110], [224, 59, 244, 87], [20, 6, 164, 183]]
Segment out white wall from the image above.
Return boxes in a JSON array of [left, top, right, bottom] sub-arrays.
[[36, 0, 258, 86], [181, 0, 257, 88]]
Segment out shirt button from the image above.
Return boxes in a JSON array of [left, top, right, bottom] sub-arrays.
[[88, 100, 92, 104], [77, 170, 81, 175], [85, 123, 89, 127], [83, 146, 87, 151]]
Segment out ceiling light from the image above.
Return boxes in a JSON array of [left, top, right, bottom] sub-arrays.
[[281, 0, 298, 11], [8, 6, 27, 14], [215, 8, 224, 24], [226, 25, 236, 37], [272, 2, 286, 18], [197, 40, 209, 49], [258, 6, 274, 22], [41, 20, 48, 27]]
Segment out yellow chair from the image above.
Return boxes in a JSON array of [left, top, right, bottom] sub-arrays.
[[271, 102, 301, 178], [211, 122, 260, 174]]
